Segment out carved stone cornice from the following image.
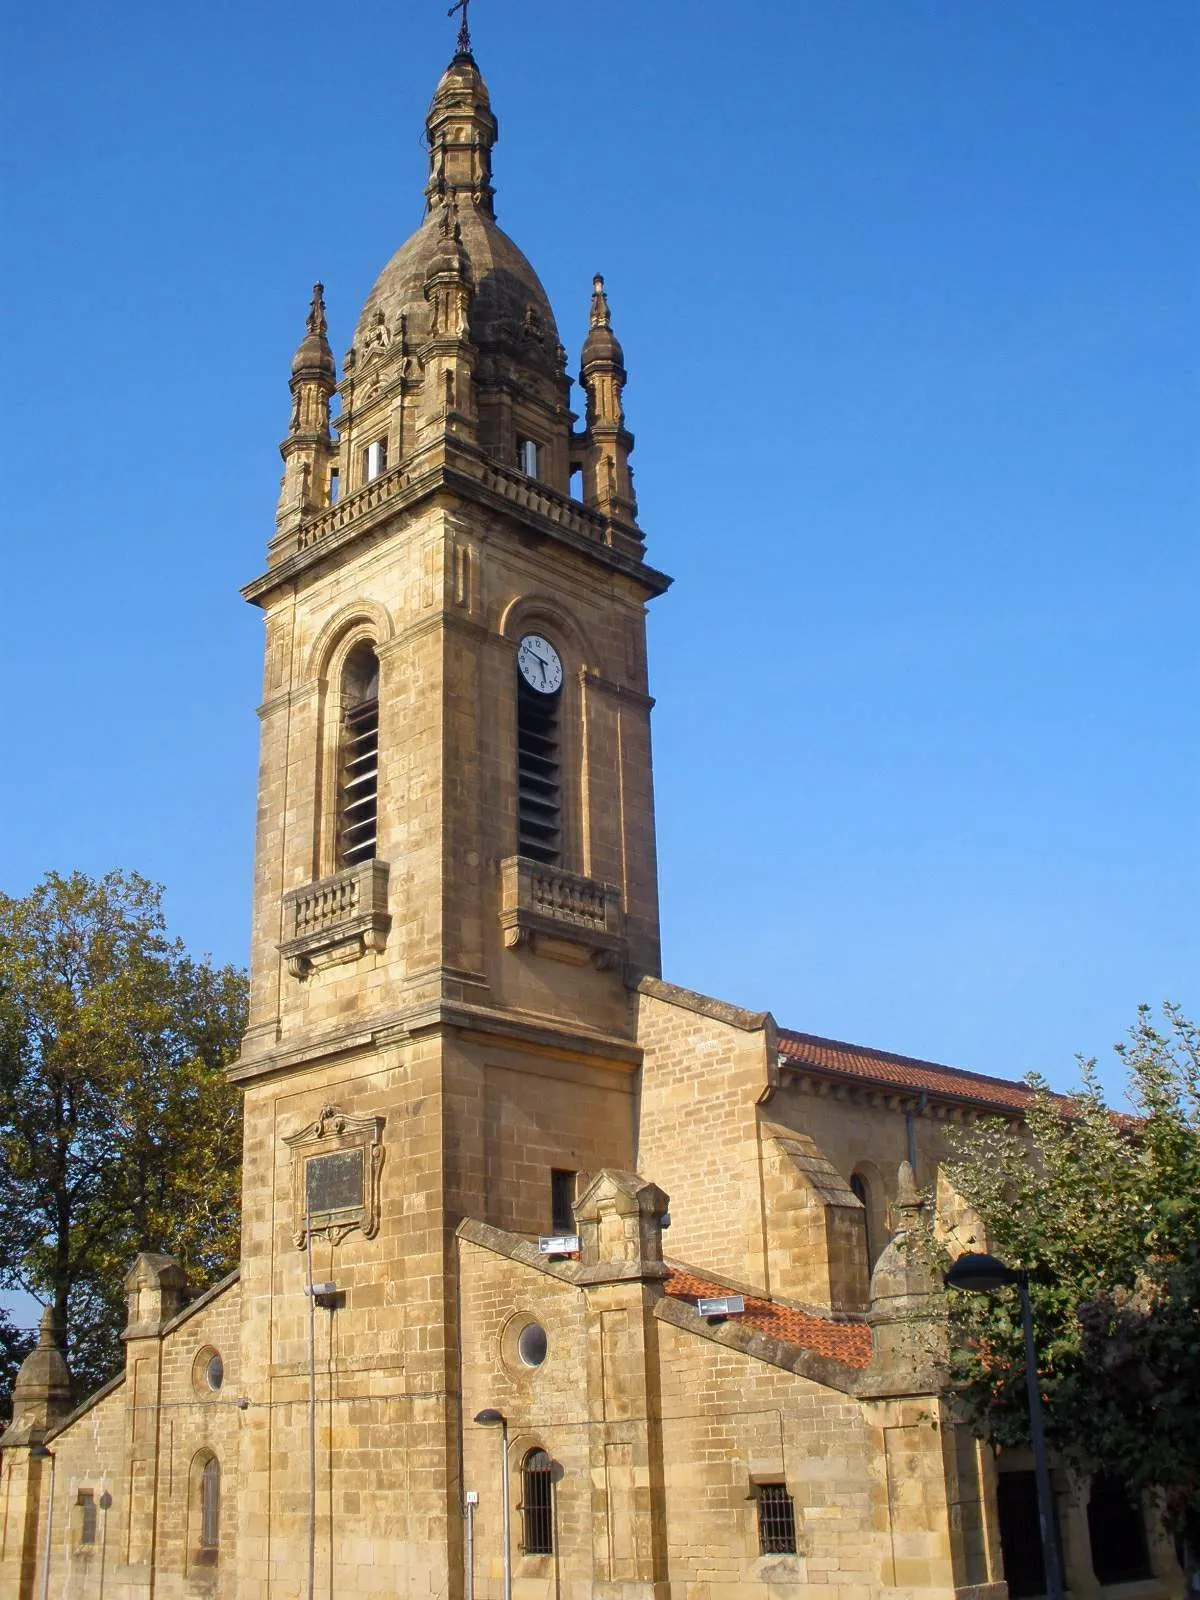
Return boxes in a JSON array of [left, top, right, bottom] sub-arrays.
[[777, 1062, 1011, 1125], [229, 995, 641, 1085]]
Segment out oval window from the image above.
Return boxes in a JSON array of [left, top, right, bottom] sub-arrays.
[[517, 1322, 548, 1368], [206, 1352, 224, 1391]]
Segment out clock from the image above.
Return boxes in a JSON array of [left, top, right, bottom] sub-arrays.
[[517, 634, 563, 695]]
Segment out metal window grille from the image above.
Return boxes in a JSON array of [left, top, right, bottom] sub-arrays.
[[551, 1168, 576, 1233], [78, 1491, 97, 1546], [200, 1458, 221, 1551], [757, 1483, 797, 1555], [517, 678, 561, 864], [521, 1449, 554, 1556], [339, 650, 380, 867]]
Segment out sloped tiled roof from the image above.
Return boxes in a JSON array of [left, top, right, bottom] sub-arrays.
[[663, 1266, 873, 1369], [777, 1028, 1036, 1113]]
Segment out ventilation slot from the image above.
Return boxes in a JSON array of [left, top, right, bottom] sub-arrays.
[[517, 680, 561, 865]]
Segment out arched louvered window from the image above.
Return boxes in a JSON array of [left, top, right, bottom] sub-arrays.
[[517, 664, 562, 864], [338, 644, 380, 867], [520, 1449, 554, 1556], [200, 1456, 220, 1552]]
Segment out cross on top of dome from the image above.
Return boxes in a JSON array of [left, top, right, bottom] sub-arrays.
[[447, 0, 473, 58]]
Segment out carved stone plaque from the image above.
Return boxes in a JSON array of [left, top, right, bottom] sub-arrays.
[[284, 1104, 385, 1248], [306, 1149, 364, 1220]]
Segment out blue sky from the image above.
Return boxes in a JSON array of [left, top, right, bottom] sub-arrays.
[[1, 0, 1196, 1131]]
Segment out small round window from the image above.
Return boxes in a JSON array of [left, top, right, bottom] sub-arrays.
[[205, 1353, 224, 1391], [517, 1323, 548, 1368]]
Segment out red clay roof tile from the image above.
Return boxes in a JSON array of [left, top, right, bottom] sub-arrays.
[[663, 1267, 873, 1369], [777, 1028, 1036, 1113]]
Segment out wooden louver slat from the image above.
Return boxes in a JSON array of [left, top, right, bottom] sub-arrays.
[[517, 679, 561, 865], [339, 694, 379, 866]]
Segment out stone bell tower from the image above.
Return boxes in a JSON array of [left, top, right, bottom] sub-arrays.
[[231, 34, 670, 1600]]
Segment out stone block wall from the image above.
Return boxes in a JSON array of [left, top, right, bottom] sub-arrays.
[[4, 1278, 242, 1600]]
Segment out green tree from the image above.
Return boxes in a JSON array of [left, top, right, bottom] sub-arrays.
[[0, 871, 247, 1404], [0, 1308, 36, 1421], [935, 1005, 1200, 1575]]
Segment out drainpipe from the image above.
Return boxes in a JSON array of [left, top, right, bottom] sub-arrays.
[[905, 1091, 928, 1180]]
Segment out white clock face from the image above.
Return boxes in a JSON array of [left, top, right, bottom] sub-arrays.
[[517, 634, 563, 695]]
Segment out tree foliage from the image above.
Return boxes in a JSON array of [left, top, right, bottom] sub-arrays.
[[0, 1309, 35, 1417], [0, 871, 247, 1408], [935, 1005, 1200, 1559]]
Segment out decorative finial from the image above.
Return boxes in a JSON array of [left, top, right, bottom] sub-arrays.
[[37, 1305, 63, 1350], [590, 273, 611, 329], [306, 282, 327, 339], [448, 0, 472, 56]]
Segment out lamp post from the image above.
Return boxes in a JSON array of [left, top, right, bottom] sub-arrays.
[[473, 1409, 511, 1600], [944, 1252, 1064, 1600], [29, 1444, 56, 1600]]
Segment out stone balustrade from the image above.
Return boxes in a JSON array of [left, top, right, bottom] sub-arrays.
[[295, 466, 416, 553], [284, 451, 622, 561], [499, 855, 623, 968], [279, 859, 391, 978]]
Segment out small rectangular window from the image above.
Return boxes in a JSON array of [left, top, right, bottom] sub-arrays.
[[551, 1169, 576, 1233], [757, 1483, 797, 1555], [517, 438, 540, 477], [78, 1490, 97, 1546], [363, 437, 388, 483], [329, 467, 340, 505]]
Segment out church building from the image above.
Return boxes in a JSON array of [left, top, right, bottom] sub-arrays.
[[0, 30, 1186, 1600]]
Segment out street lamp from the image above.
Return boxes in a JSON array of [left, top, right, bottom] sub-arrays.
[[944, 1253, 1064, 1600], [473, 1409, 511, 1600], [29, 1444, 56, 1600]]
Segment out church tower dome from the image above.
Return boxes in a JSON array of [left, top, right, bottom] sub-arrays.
[[335, 40, 573, 496]]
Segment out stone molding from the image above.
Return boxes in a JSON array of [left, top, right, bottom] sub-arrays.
[[779, 1063, 1006, 1123], [280, 859, 391, 979], [230, 997, 642, 1085], [637, 975, 775, 1035], [499, 855, 623, 968]]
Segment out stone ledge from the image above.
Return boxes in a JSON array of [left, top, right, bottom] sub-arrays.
[[637, 975, 775, 1035], [229, 999, 641, 1085]]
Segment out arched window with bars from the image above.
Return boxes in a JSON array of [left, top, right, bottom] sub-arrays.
[[520, 1448, 554, 1556], [338, 644, 380, 867]]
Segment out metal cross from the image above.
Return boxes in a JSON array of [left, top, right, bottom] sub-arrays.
[[447, 0, 471, 54]]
